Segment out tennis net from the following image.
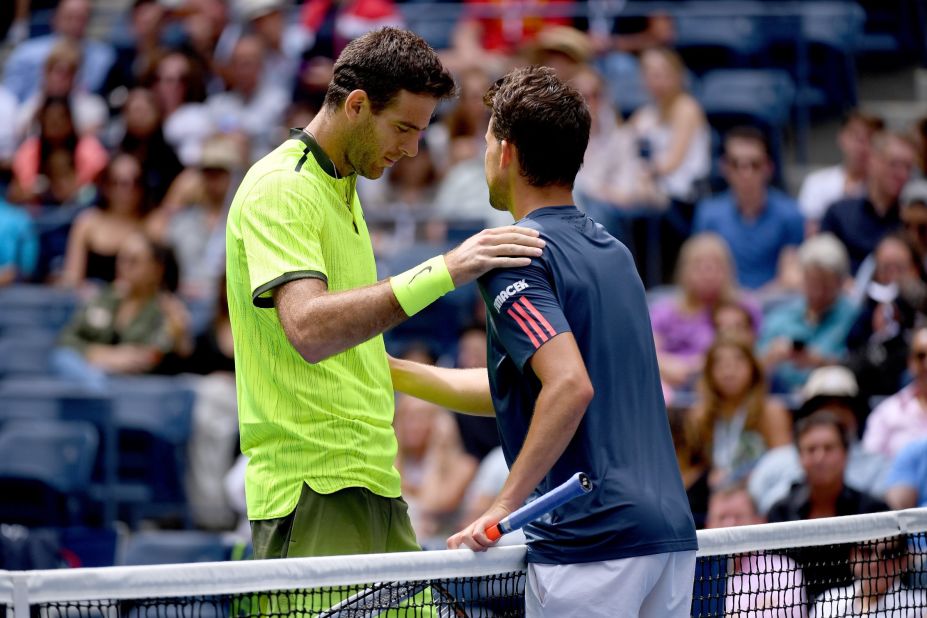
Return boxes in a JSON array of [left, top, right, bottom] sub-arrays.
[[1, 509, 926, 617]]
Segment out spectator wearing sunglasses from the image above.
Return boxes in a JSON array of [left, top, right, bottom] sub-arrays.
[[863, 327, 927, 459], [692, 126, 804, 292]]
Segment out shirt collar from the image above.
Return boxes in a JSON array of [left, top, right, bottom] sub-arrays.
[[289, 128, 343, 179]]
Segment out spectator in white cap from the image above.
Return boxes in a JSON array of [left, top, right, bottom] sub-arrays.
[[748, 366, 890, 515]]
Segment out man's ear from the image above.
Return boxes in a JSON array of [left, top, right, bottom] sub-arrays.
[[344, 89, 368, 121], [500, 139, 515, 169]]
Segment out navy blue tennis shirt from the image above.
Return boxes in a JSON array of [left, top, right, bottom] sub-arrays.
[[477, 206, 698, 565]]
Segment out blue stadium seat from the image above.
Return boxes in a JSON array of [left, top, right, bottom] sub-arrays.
[[119, 530, 232, 566], [107, 376, 196, 526], [0, 378, 119, 526], [0, 285, 78, 336], [596, 52, 649, 118], [0, 419, 99, 527], [397, 1, 462, 50], [758, 1, 865, 111], [0, 330, 57, 378], [673, 5, 767, 75]]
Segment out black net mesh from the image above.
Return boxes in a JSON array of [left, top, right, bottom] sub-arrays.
[[33, 573, 526, 618], [25, 532, 927, 617], [692, 532, 927, 617]]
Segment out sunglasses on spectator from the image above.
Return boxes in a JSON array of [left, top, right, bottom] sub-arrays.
[[725, 158, 765, 172]]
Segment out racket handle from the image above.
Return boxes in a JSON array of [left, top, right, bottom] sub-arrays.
[[482, 472, 591, 541]]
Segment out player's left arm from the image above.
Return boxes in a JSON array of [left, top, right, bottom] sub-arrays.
[[389, 355, 494, 416], [447, 332, 594, 551]]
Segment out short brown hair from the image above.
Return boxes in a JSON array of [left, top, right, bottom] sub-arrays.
[[484, 65, 590, 188], [795, 410, 851, 452], [323, 28, 456, 113]]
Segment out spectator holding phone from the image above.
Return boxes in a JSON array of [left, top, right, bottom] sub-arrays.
[[759, 235, 858, 393]]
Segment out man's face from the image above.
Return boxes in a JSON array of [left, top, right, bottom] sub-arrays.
[[902, 203, 927, 255], [803, 265, 842, 315], [484, 117, 510, 212], [907, 330, 927, 383], [874, 238, 916, 286], [798, 424, 847, 489], [347, 90, 435, 180], [871, 137, 916, 203], [723, 138, 772, 202], [55, 0, 90, 39], [706, 490, 762, 529], [838, 119, 873, 171]]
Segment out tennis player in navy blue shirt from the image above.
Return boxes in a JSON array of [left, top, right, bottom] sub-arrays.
[[390, 66, 697, 617]]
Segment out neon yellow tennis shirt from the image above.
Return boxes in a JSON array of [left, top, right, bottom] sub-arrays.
[[226, 129, 400, 520]]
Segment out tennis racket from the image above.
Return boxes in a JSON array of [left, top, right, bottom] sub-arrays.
[[319, 472, 593, 618], [485, 471, 592, 541]]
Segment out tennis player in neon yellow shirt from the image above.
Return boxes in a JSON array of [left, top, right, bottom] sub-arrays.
[[226, 28, 545, 560]]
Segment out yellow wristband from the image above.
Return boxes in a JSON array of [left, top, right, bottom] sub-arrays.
[[390, 255, 456, 317]]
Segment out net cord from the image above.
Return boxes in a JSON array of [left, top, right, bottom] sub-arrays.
[[0, 508, 925, 611]]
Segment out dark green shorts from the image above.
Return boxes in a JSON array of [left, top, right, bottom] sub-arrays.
[[250, 482, 421, 559]]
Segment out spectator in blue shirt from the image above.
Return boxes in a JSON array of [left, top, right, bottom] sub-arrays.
[[820, 131, 917, 274], [759, 234, 858, 393], [693, 126, 804, 291], [884, 438, 927, 509], [0, 198, 38, 285], [2, 0, 115, 103]]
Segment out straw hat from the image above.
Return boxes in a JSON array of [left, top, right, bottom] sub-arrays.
[[526, 26, 593, 65]]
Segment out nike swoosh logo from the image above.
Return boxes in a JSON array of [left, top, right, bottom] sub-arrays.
[[408, 265, 432, 285]]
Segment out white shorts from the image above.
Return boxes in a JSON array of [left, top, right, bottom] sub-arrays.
[[525, 550, 697, 618]]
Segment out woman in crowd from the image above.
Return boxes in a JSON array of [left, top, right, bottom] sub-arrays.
[[55, 232, 190, 386], [60, 153, 152, 287], [650, 232, 758, 388], [117, 88, 184, 206], [631, 47, 710, 206], [689, 335, 792, 483], [145, 50, 211, 165], [9, 96, 107, 207]]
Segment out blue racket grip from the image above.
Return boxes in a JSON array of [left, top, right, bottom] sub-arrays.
[[486, 472, 592, 541]]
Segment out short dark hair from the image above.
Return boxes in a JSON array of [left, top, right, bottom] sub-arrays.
[[323, 28, 456, 113], [795, 410, 851, 452], [841, 109, 884, 133], [724, 125, 771, 159], [483, 66, 591, 189]]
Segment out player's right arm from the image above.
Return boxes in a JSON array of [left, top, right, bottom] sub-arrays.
[[275, 227, 544, 364], [388, 355, 494, 416]]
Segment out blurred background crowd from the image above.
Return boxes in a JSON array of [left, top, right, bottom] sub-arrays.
[[1, 0, 927, 570]]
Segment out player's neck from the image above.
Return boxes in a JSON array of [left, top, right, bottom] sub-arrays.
[[304, 112, 353, 177], [509, 184, 575, 221]]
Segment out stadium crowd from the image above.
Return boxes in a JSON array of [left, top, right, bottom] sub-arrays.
[[2, 0, 927, 601]]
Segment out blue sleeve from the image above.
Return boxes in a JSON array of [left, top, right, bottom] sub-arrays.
[[17, 217, 38, 278], [692, 199, 710, 234], [885, 440, 927, 489], [786, 201, 805, 246], [481, 261, 572, 372]]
